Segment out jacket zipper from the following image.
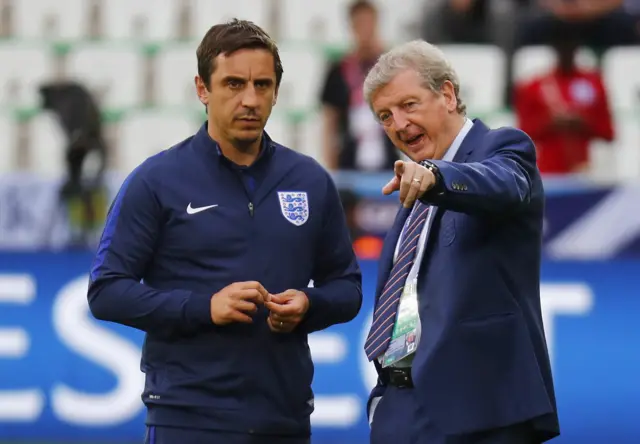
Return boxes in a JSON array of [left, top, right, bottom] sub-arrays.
[[248, 202, 254, 217]]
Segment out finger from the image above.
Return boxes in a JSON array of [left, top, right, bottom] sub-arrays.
[[267, 294, 286, 305], [403, 180, 420, 208], [241, 281, 269, 300], [232, 300, 258, 314], [419, 169, 432, 196], [267, 317, 280, 332], [228, 309, 253, 324], [270, 289, 302, 304], [233, 288, 265, 303], [267, 316, 287, 331], [403, 170, 422, 208], [382, 175, 400, 195], [270, 312, 296, 323], [393, 160, 405, 177], [265, 301, 299, 316], [268, 316, 298, 333], [398, 163, 416, 205]]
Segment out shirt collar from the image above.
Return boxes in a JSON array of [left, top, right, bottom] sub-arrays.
[[442, 117, 473, 162], [193, 122, 274, 167]]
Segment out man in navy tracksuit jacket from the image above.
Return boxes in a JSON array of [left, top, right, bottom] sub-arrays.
[[87, 20, 362, 444]]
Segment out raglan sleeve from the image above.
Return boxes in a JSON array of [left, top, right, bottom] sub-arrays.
[[87, 165, 213, 339], [298, 172, 363, 333]]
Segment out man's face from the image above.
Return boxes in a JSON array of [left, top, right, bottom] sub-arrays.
[[371, 69, 457, 162], [350, 8, 377, 49], [196, 48, 277, 148]]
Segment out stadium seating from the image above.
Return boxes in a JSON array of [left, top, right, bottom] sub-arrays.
[[99, 0, 183, 41], [373, 0, 426, 44], [264, 111, 296, 151], [189, 0, 271, 38], [278, 0, 353, 45], [64, 42, 147, 110], [0, 1, 637, 179], [0, 41, 56, 110], [438, 44, 506, 114], [512, 46, 598, 83], [153, 42, 200, 108], [28, 111, 67, 177], [115, 109, 200, 174], [10, 0, 91, 40], [277, 45, 326, 113], [0, 112, 18, 173], [602, 47, 640, 112]]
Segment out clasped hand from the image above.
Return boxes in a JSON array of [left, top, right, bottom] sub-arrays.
[[210, 282, 309, 333]]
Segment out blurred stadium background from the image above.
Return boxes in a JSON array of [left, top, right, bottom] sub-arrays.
[[0, 0, 639, 443]]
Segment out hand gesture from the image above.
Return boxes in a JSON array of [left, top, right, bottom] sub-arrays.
[[383, 160, 435, 208], [210, 281, 269, 325], [265, 289, 309, 333]]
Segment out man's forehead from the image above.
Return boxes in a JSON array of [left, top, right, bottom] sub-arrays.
[[372, 70, 427, 109], [214, 48, 275, 78]]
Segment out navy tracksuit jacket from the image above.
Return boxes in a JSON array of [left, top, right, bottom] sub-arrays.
[[87, 123, 363, 437]]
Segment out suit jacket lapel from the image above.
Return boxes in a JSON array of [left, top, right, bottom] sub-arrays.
[[374, 205, 411, 301], [452, 118, 489, 163], [375, 120, 490, 300], [423, 119, 491, 248]]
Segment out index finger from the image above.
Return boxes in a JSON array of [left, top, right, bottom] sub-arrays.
[[399, 163, 416, 205], [393, 160, 405, 177], [234, 288, 266, 304], [265, 301, 298, 316], [241, 281, 269, 299]]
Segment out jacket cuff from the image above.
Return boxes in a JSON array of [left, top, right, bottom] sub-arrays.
[[184, 291, 214, 329]]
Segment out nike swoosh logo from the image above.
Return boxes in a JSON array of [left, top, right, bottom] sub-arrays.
[[186, 203, 218, 215]]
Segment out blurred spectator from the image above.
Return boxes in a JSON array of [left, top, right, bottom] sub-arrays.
[[420, 0, 533, 49], [513, 25, 615, 175], [319, 0, 399, 171], [39, 81, 108, 246], [518, 0, 639, 51], [421, 0, 492, 44], [339, 188, 383, 259]]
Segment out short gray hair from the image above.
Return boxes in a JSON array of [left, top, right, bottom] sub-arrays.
[[363, 40, 466, 115]]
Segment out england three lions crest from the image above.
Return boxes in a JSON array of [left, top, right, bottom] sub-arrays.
[[278, 191, 309, 226]]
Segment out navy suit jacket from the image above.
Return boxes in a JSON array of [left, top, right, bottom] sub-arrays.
[[368, 119, 560, 442]]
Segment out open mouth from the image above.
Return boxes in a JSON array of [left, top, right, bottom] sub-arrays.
[[406, 134, 424, 148]]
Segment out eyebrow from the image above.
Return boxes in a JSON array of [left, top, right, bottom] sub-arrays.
[[221, 76, 274, 85]]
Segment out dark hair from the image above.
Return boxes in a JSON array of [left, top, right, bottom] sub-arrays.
[[349, 0, 377, 18], [196, 19, 283, 90]]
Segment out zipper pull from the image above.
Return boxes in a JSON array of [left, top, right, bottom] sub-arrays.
[[248, 202, 254, 217]]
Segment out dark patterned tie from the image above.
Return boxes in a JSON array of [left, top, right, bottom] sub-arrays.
[[364, 202, 430, 361]]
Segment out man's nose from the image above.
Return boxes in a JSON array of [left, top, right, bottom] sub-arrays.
[[391, 112, 410, 131], [241, 85, 259, 108]]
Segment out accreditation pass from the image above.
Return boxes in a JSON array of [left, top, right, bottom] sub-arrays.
[[381, 278, 419, 368]]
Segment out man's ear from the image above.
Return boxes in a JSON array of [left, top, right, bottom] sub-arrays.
[[195, 75, 209, 106], [441, 80, 457, 113]]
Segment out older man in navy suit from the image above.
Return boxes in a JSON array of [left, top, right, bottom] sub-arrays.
[[362, 40, 560, 444]]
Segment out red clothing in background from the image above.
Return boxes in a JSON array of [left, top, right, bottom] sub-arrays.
[[514, 68, 614, 174]]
